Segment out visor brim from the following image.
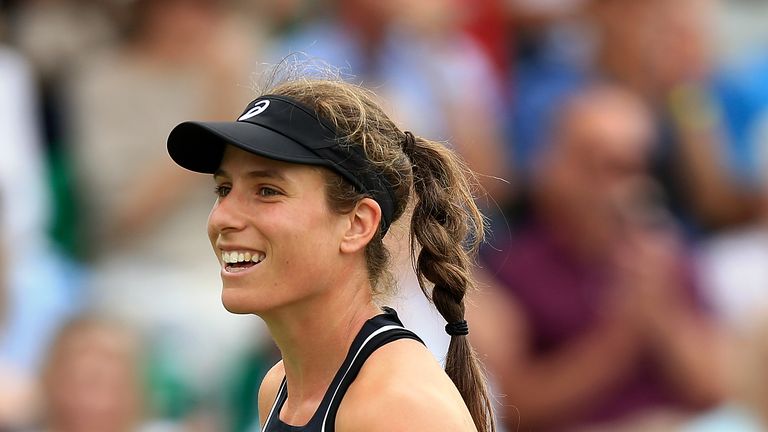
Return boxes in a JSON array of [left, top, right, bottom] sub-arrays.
[[167, 121, 330, 174]]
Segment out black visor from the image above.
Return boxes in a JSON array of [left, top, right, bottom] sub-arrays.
[[167, 95, 396, 232]]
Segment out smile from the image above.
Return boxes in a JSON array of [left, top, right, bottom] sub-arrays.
[[221, 250, 266, 273]]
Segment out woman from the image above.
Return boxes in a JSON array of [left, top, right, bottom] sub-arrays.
[[167, 75, 495, 431]]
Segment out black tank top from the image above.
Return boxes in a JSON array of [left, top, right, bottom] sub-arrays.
[[261, 307, 424, 432]]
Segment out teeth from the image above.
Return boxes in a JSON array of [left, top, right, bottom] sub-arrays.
[[221, 250, 265, 264]]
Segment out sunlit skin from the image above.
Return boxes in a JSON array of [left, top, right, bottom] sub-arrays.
[[208, 146, 364, 317]]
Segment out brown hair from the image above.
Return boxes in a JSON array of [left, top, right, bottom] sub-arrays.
[[261, 74, 495, 432]]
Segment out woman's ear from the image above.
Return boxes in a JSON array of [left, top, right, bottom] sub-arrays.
[[340, 198, 382, 254]]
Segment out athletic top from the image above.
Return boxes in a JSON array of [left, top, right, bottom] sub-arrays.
[[261, 307, 424, 432]]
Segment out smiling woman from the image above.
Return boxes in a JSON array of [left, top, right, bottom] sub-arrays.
[[208, 150, 357, 315], [167, 72, 495, 432]]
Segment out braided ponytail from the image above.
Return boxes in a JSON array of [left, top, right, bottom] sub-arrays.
[[408, 135, 495, 432]]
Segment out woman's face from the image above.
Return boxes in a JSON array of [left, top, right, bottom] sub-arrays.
[[207, 146, 350, 314]]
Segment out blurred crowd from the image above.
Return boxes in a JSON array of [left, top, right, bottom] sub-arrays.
[[0, 0, 767, 431]]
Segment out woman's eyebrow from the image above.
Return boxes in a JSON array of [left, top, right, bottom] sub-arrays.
[[213, 169, 230, 181], [245, 169, 288, 182], [213, 168, 288, 182]]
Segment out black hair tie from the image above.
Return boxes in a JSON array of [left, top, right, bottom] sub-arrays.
[[402, 131, 416, 156], [445, 320, 469, 336]]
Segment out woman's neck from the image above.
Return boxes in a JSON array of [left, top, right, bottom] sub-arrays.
[[262, 276, 381, 421]]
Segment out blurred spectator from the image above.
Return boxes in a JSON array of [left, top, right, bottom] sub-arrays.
[[593, 0, 763, 231], [65, 0, 266, 424], [0, 44, 80, 429], [469, 84, 726, 431], [36, 316, 177, 432], [510, 0, 762, 233], [6, 0, 120, 258], [10, 0, 116, 83]]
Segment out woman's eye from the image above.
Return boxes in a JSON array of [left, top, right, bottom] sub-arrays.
[[214, 185, 231, 198], [258, 187, 281, 197]]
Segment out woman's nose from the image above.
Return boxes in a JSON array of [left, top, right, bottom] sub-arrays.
[[208, 194, 247, 233]]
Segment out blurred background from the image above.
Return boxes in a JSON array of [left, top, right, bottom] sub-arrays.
[[0, 0, 767, 431]]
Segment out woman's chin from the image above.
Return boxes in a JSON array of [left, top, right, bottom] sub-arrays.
[[220, 288, 268, 315]]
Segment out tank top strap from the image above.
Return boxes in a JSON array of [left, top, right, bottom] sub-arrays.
[[261, 307, 423, 432], [319, 307, 423, 432], [261, 376, 289, 431]]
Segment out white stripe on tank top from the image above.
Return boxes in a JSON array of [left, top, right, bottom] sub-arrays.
[[260, 325, 406, 432]]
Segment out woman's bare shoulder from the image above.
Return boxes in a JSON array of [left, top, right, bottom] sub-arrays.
[[335, 338, 477, 432], [257, 360, 285, 425]]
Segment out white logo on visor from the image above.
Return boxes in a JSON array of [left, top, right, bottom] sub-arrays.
[[238, 100, 270, 121]]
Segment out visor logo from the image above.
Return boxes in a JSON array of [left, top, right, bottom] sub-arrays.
[[238, 100, 270, 121]]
